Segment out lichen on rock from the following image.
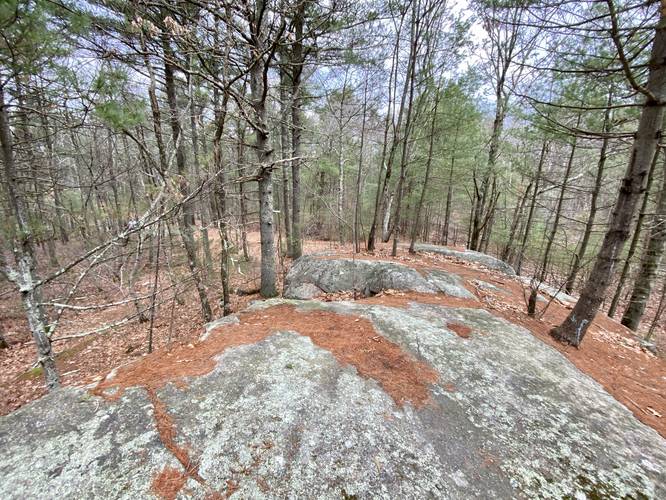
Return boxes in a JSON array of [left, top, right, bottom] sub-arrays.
[[1, 280, 664, 499]]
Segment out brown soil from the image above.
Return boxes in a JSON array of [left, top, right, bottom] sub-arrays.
[[93, 304, 438, 408], [447, 322, 472, 339]]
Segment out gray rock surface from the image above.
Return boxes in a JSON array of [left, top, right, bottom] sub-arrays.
[[1, 297, 664, 498], [414, 244, 517, 276], [0, 388, 174, 498], [472, 279, 510, 294], [202, 314, 240, 340], [517, 277, 577, 305], [284, 255, 475, 300]]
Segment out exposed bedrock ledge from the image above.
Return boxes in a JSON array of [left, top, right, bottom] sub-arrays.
[[1, 300, 664, 499], [413, 244, 517, 276]]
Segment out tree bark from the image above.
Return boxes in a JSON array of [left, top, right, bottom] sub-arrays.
[[0, 85, 59, 389], [236, 116, 250, 261], [188, 69, 213, 282], [289, 2, 306, 259], [515, 140, 548, 275], [367, 8, 408, 251], [621, 151, 666, 330], [162, 34, 212, 323], [410, 89, 441, 253], [442, 120, 460, 246], [552, 9, 666, 346], [646, 279, 666, 341], [528, 129, 578, 316], [565, 94, 613, 293], [247, 9, 279, 297], [608, 148, 660, 317], [354, 78, 369, 253], [391, 1, 420, 257], [501, 179, 532, 263], [336, 69, 350, 244], [213, 86, 232, 316], [279, 67, 292, 255]]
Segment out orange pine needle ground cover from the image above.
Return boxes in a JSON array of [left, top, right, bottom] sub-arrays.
[[92, 304, 438, 408]]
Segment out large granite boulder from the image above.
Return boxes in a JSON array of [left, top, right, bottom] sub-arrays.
[[414, 244, 516, 276], [1, 297, 664, 499], [284, 255, 475, 300]]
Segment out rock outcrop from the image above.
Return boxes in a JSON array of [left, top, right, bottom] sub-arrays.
[[284, 255, 475, 300], [413, 244, 517, 276], [1, 289, 664, 498], [519, 277, 578, 305]]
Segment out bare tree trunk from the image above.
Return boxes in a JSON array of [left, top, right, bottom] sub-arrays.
[[247, 14, 278, 297], [336, 69, 350, 245], [528, 131, 577, 316], [212, 87, 232, 316], [188, 69, 213, 282], [552, 12, 666, 346], [646, 279, 666, 341], [354, 78, 368, 254], [443, 121, 460, 246], [410, 89, 440, 253], [608, 148, 660, 317], [37, 95, 68, 244], [501, 179, 532, 263], [290, 85, 303, 258], [621, 151, 666, 330], [338, 155, 345, 243], [480, 178, 499, 254], [279, 68, 292, 255], [0, 85, 59, 389], [515, 140, 548, 275], [565, 95, 613, 294], [289, 2, 306, 259], [162, 33, 212, 322], [382, 194, 393, 244], [470, 4, 532, 251], [368, 8, 408, 251], [236, 116, 250, 261], [147, 219, 162, 354], [391, 2, 420, 257]]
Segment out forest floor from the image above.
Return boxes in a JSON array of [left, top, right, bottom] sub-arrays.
[[0, 231, 664, 438]]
